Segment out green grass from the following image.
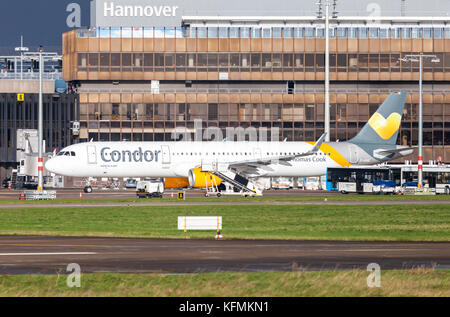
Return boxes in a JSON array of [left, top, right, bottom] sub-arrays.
[[1, 193, 450, 205], [0, 269, 448, 297], [0, 204, 448, 241]]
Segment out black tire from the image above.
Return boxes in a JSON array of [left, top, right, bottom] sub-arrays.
[[445, 186, 450, 195], [217, 193, 222, 198], [340, 190, 347, 194], [84, 186, 92, 193]]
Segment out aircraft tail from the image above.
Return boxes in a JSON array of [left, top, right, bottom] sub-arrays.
[[350, 91, 407, 145]]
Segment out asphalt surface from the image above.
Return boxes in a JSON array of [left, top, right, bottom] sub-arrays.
[[0, 188, 338, 201], [0, 236, 449, 274]]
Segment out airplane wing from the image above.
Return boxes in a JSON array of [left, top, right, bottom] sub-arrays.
[[226, 133, 327, 176]]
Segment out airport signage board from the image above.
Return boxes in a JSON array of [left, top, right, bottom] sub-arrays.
[[91, 0, 316, 27]]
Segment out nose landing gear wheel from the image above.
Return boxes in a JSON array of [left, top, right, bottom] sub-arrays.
[[84, 186, 92, 193]]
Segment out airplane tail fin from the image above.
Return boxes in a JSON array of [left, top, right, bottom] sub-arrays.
[[350, 91, 407, 145]]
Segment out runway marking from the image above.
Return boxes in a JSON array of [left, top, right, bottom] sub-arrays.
[[0, 252, 97, 256], [0, 243, 106, 248]]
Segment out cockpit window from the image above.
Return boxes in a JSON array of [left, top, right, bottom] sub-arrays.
[[57, 151, 65, 156], [70, 151, 76, 156]]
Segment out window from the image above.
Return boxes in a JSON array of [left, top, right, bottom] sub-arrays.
[[262, 28, 271, 38], [283, 27, 293, 38], [369, 28, 379, 39], [434, 28, 443, 39], [294, 27, 303, 38], [229, 27, 239, 38], [208, 27, 218, 38], [197, 27, 207, 38], [219, 27, 228, 38], [78, 53, 87, 71], [423, 28, 432, 39], [348, 28, 357, 38], [337, 27, 347, 38], [252, 28, 261, 38], [111, 53, 120, 72], [273, 27, 282, 38], [88, 53, 98, 72], [359, 27, 368, 38], [411, 28, 422, 39], [100, 53, 109, 72], [380, 28, 389, 38], [401, 28, 411, 39], [240, 27, 250, 38], [122, 53, 132, 72], [305, 27, 315, 38]]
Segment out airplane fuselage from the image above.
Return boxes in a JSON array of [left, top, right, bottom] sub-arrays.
[[45, 141, 403, 178]]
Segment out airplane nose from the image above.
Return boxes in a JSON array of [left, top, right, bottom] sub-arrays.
[[45, 158, 57, 174]]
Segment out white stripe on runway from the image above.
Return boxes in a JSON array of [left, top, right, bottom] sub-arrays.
[[0, 252, 97, 256]]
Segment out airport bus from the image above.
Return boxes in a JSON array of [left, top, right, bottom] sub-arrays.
[[326, 166, 392, 193], [391, 164, 450, 194], [327, 164, 450, 194]]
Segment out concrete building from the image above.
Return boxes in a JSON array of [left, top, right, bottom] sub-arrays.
[[0, 56, 79, 183], [62, 0, 450, 162]]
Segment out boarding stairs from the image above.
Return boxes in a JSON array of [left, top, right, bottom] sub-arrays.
[[201, 161, 261, 196]]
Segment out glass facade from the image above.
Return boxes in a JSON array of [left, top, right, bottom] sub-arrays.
[[76, 26, 450, 39], [63, 20, 450, 162]]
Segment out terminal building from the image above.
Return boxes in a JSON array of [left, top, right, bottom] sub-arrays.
[[62, 0, 450, 162], [0, 52, 78, 184]]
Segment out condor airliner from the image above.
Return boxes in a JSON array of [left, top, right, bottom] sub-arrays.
[[46, 91, 413, 193]]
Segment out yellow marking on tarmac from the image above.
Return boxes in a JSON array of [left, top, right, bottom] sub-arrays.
[[306, 142, 351, 167]]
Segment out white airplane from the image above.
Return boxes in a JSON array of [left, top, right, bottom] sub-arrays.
[[46, 91, 414, 194]]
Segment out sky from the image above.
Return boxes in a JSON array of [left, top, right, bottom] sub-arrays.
[[0, 0, 91, 53]]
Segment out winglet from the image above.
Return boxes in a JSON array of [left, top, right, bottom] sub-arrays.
[[311, 133, 327, 153]]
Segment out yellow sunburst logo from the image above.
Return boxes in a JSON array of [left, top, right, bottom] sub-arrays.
[[368, 112, 401, 140]]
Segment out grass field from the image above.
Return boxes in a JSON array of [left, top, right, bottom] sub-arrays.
[[0, 193, 450, 205], [0, 269, 448, 297], [0, 204, 448, 241]]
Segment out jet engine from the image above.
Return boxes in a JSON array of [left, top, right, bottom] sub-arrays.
[[188, 168, 222, 188]]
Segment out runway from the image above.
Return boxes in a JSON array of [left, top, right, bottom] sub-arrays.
[[0, 236, 449, 274]]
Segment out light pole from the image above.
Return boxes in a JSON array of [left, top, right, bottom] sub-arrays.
[[22, 49, 60, 191], [14, 36, 28, 81], [38, 47, 44, 191], [399, 54, 440, 190], [317, 0, 338, 142]]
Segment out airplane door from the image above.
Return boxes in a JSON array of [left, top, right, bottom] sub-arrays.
[[349, 144, 359, 164], [161, 145, 171, 168], [87, 145, 97, 164]]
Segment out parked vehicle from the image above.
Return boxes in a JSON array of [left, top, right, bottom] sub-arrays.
[[125, 178, 138, 189], [136, 181, 164, 198]]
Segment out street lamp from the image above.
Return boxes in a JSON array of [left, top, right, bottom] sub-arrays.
[[14, 36, 29, 81], [399, 54, 439, 190], [317, 0, 338, 142]]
